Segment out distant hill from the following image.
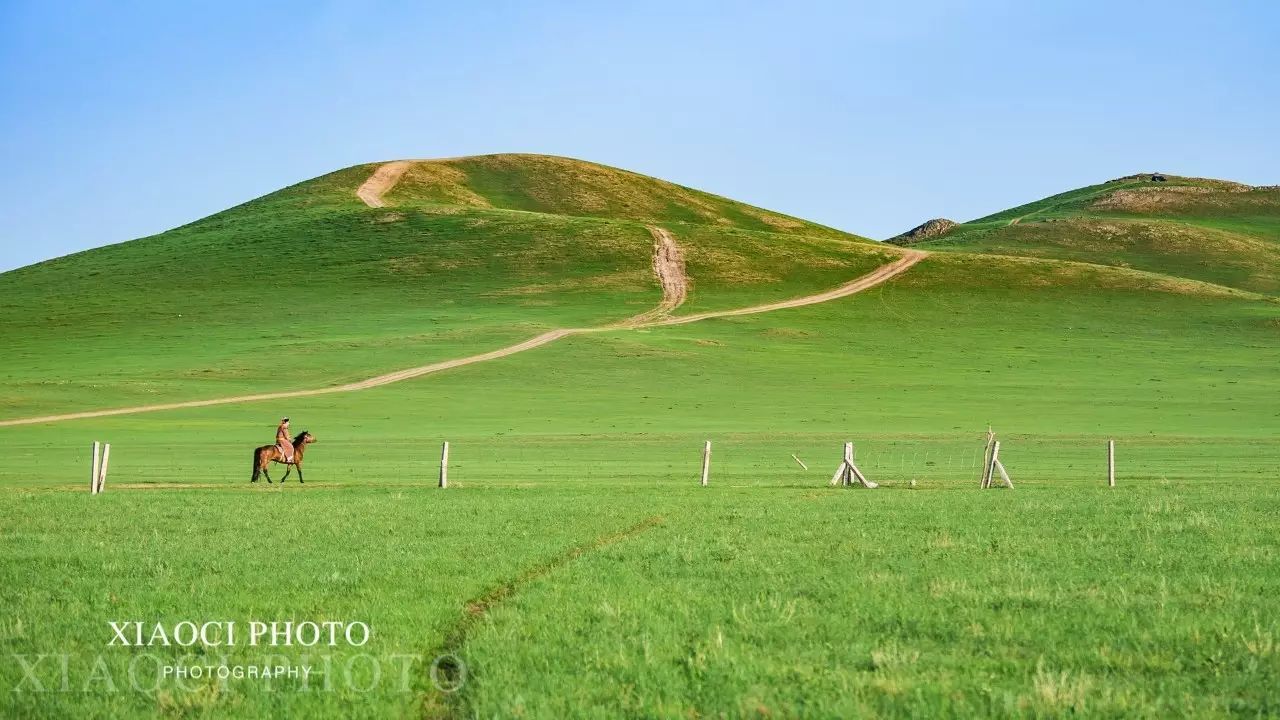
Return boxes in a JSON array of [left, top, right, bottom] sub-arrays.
[[888, 173, 1280, 295]]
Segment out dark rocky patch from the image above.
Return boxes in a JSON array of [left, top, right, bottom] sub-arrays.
[[887, 218, 958, 245]]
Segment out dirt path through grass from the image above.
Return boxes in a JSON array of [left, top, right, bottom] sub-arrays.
[[616, 226, 688, 326], [0, 250, 924, 427], [355, 160, 415, 207], [647, 225, 688, 314], [652, 249, 925, 326]]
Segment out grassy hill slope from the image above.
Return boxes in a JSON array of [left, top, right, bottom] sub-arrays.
[[0, 155, 883, 419], [892, 173, 1280, 294]]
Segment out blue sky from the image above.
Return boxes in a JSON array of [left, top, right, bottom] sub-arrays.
[[1, 0, 1277, 271]]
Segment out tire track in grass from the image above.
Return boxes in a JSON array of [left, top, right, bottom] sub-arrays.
[[420, 514, 664, 719]]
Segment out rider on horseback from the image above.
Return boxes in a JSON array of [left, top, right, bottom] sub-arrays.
[[276, 417, 294, 463]]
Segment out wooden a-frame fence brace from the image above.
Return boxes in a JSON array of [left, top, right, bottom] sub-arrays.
[[830, 441, 878, 488], [979, 427, 1013, 489]]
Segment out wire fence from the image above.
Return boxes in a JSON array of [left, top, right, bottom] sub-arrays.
[[25, 432, 1278, 490]]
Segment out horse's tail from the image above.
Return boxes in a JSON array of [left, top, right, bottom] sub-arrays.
[[251, 448, 261, 482]]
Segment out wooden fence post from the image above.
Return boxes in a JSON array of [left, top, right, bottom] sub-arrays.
[[979, 427, 995, 488], [439, 441, 449, 489], [90, 441, 101, 495], [1107, 439, 1115, 488], [701, 440, 711, 487], [97, 443, 110, 494], [991, 442, 1013, 488]]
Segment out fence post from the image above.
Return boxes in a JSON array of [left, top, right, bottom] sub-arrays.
[[439, 441, 449, 489], [90, 441, 101, 495], [979, 427, 995, 488], [97, 443, 110, 494], [700, 440, 711, 487], [983, 441, 1000, 489], [1107, 439, 1115, 488]]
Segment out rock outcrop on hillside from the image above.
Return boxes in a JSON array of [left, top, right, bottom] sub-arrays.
[[887, 218, 957, 245], [1107, 172, 1253, 191]]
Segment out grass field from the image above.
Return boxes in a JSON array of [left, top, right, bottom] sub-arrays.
[[2, 157, 1278, 717], [5, 481, 1278, 718]]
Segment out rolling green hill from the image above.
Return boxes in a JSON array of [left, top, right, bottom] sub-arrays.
[[890, 172, 1280, 295], [2, 159, 1278, 718], [0, 154, 885, 418]]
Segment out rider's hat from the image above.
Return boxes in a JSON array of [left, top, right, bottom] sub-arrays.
[[281, 416, 289, 422]]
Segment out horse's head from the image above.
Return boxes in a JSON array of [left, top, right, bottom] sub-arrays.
[[294, 431, 316, 445]]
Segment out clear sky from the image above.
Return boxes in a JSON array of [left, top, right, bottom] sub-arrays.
[[1, 0, 1277, 271]]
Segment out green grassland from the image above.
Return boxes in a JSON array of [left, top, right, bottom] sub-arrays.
[[1, 158, 1278, 718], [900, 174, 1280, 295]]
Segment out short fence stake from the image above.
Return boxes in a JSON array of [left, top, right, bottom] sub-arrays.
[[439, 441, 449, 489], [701, 440, 711, 486], [1107, 439, 1115, 488], [97, 443, 110, 494], [791, 454, 808, 470], [90, 441, 101, 495]]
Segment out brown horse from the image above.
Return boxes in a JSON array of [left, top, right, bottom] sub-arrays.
[[251, 431, 315, 484]]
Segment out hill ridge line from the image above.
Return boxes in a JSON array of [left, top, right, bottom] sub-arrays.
[[0, 249, 924, 428]]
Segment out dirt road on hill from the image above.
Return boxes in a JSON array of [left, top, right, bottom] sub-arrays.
[[355, 160, 415, 207], [0, 216, 925, 427], [648, 226, 688, 312], [0, 330, 577, 427], [616, 226, 688, 326], [651, 249, 926, 326]]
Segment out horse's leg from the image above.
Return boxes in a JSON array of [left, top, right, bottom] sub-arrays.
[[280, 464, 291, 484], [296, 461, 304, 484]]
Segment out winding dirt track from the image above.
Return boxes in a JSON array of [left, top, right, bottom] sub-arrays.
[[647, 226, 688, 313], [355, 160, 415, 208], [616, 226, 689, 326], [0, 163, 926, 429], [652, 250, 925, 327]]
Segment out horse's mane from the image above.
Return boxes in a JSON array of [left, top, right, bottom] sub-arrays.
[[292, 431, 309, 445]]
